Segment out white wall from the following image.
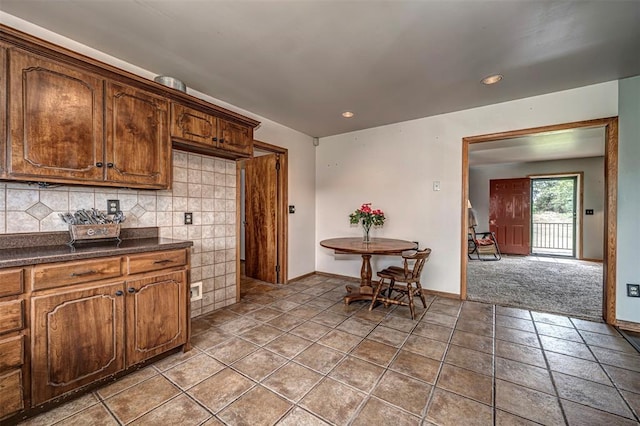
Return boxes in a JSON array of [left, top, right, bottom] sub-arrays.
[[1, 13, 317, 281], [317, 82, 618, 294], [617, 76, 640, 323], [469, 157, 605, 260]]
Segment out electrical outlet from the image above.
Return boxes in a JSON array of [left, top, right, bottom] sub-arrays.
[[184, 212, 193, 225], [289, 205, 295, 214], [107, 199, 120, 214], [585, 209, 594, 215], [627, 284, 640, 297], [433, 181, 441, 191], [190, 282, 202, 301]]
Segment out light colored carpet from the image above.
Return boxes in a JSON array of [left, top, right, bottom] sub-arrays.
[[467, 256, 603, 321]]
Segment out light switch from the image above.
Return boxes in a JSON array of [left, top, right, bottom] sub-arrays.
[[433, 181, 441, 191]]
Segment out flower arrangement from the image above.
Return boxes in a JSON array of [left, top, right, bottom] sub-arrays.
[[349, 203, 385, 242]]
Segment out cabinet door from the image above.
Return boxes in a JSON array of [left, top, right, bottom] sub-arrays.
[[0, 44, 7, 178], [218, 119, 253, 156], [105, 82, 170, 188], [170, 103, 218, 146], [125, 270, 187, 365], [31, 282, 125, 405], [7, 48, 105, 182]]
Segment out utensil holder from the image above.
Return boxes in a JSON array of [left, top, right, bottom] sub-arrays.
[[68, 224, 121, 246]]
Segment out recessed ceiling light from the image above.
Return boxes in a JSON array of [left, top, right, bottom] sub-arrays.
[[481, 74, 503, 85], [342, 111, 354, 118]]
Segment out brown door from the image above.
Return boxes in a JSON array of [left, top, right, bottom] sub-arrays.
[[125, 271, 187, 365], [105, 82, 170, 188], [245, 154, 279, 283], [31, 282, 125, 405], [8, 48, 105, 182], [489, 178, 531, 255]]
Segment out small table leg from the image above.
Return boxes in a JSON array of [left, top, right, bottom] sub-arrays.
[[344, 254, 375, 304]]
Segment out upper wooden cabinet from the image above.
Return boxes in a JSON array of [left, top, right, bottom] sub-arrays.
[[171, 102, 253, 159], [105, 82, 170, 187], [7, 48, 105, 183]]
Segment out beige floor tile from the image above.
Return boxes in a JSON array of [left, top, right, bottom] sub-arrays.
[[96, 367, 158, 399], [495, 306, 531, 320], [163, 353, 224, 389], [206, 336, 258, 364], [412, 322, 453, 342], [276, 407, 329, 425], [20, 393, 100, 426], [337, 317, 378, 337], [239, 323, 284, 346], [427, 302, 461, 317], [546, 351, 612, 385], [495, 357, 555, 395], [621, 390, 640, 419], [539, 335, 595, 361], [204, 309, 242, 326], [495, 379, 564, 425], [495, 326, 540, 348], [368, 325, 409, 347], [262, 362, 323, 402], [128, 394, 211, 426], [290, 321, 332, 341], [455, 318, 494, 338], [571, 318, 619, 336], [190, 328, 234, 351], [152, 347, 203, 372], [390, 350, 440, 384], [553, 372, 634, 419], [531, 312, 573, 328], [536, 322, 583, 342], [450, 329, 493, 354], [403, 334, 448, 360], [422, 312, 458, 328], [426, 388, 492, 426], [437, 363, 492, 405], [591, 346, 640, 372], [496, 315, 536, 333], [445, 345, 493, 376], [288, 305, 323, 320], [294, 343, 345, 374], [268, 313, 307, 331], [264, 333, 314, 358], [243, 307, 283, 322], [494, 410, 540, 425], [329, 356, 385, 392], [218, 386, 292, 425], [299, 378, 366, 425], [188, 368, 254, 413], [55, 403, 117, 426], [372, 370, 431, 416], [495, 339, 546, 368], [580, 330, 638, 355], [561, 399, 638, 426], [310, 310, 349, 327], [381, 315, 418, 333], [351, 338, 398, 367], [104, 375, 180, 424], [218, 316, 261, 335], [317, 329, 363, 353], [351, 397, 421, 426], [232, 348, 287, 381], [200, 416, 225, 426]]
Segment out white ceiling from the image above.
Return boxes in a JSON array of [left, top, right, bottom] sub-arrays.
[[468, 126, 606, 166], [1, 1, 639, 137]]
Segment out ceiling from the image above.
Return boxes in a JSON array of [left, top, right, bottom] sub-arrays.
[[1, 1, 639, 137], [468, 126, 605, 166]]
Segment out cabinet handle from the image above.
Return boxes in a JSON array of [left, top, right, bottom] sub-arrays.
[[219, 138, 225, 143], [96, 162, 103, 168], [212, 137, 218, 142], [107, 163, 114, 168], [71, 270, 97, 277], [115, 290, 124, 296], [153, 259, 173, 265], [128, 287, 137, 294]]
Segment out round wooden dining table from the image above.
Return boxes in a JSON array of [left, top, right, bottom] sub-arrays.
[[320, 237, 417, 304]]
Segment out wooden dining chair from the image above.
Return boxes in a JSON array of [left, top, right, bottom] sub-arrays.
[[369, 248, 432, 319]]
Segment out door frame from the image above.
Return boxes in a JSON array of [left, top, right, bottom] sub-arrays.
[[236, 139, 289, 299], [461, 117, 618, 324], [528, 173, 583, 259]]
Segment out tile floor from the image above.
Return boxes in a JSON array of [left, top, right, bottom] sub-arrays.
[[19, 274, 640, 426]]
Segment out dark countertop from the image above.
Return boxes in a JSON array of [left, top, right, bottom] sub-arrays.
[[0, 228, 193, 268]]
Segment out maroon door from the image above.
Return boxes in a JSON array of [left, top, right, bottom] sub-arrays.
[[489, 178, 531, 255]]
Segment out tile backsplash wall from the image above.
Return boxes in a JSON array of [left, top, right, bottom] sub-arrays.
[[0, 150, 238, 317]]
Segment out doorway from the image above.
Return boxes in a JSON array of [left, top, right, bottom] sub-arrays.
[[238, 140, 288, 292], [531, 176, 578, 257], [461, 117, 618, 324]]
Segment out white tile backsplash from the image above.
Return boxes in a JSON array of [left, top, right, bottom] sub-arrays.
[[0, 150, 238, 317]]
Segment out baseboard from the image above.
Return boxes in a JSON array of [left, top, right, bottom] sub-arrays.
[[421, 289, 461, 300], [580, 257, 603, 263], [617, 320, 640, 333], [314, 271, 360, 283], [287, 271, 316, 282]]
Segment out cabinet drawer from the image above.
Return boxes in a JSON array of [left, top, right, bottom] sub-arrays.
[[127, 250, 187, 275], [0, 269, 23, 297], [0, 300, 23, 334], [0, 335, 23, 371], [33, 257, 123, 291], [0, 369, 24, 419]]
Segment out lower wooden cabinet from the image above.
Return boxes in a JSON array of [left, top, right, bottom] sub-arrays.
[[31, 281, 126, 405], [0, 370, 24, 418]]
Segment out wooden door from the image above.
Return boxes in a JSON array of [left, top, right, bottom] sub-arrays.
[[125, 271, 187, 365], [31, 282, 125, 405], [245, 154, 279, 283], [219, 119, 253, 156], [105, 82, 170, 188], [170, 103, 218, 146], [8, 48, 105, 182], [489, 178, 531, 255]]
